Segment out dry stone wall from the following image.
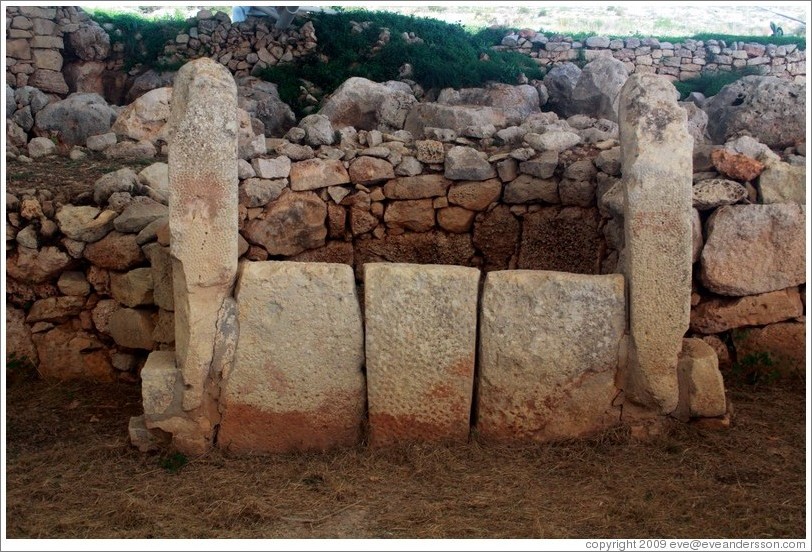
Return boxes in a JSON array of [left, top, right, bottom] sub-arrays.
[[498, 31, 806, 83]]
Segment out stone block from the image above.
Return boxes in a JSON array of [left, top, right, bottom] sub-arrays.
[[675, 338, 726, 420], [219, 262, 365, 454], [477, 270, 625, 441], [365, 263, 480, 446]]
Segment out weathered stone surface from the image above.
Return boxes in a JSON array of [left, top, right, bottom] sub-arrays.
[[365, 263, 479, 446], [32, 48, 63, 72], [570, 56, 630, 122], [444, 146, 496, 181], [57, 271, 90, 296], [7, 246, 72, 284], [83, 231, 145, 270], [243, 190, 327, 255], [103, 139, 157, 160], [473, 205, 520, 271], [318, 77, 395, 130], [415, 139, 445, 164], [704, 76, 806, 148], [251, 156, 290, 179], [34, 93, 116, 147], [128, 415, 170, 453], [518, 206, 601, 273], [448, 178, 502, 211], [27, 136, 57, 158], [142, 243, 174, 311], [138, 162, 169, 197], [619, 73, 693, 413], [504, 174, 559, 204], [384, 199, 435, 232], [108, 308, 155, 350], [32, 324, 113, 381], [691, 287, 803, 334], [110, 268, 154, 307], [26, 296, 85, 323], [543, 62, 582, 117], [289, 241, 354, 265], [700, 204, 805, 296], [478, 271, 625, 441], [28, 69, 69, 95], [383, 174, 451, 200], [66, 23, 111, 61], [140, 350, 183, 426], [437, 206, 475, 233], [732, 322, 805, 378], [710, 148, 765, 182], [289, 158, 350, 191], [524, 130, 582, 153], [758, 161, 806, 204], [93, 168, 140, 205], [238, 178, 286, 208], [6, 306, 39, 367], [348, 156, 394, 185], [114, 199, 168, 233], [437, 83, 540, 125], [86, 131, 117, 152], [112, 87, 172, 143], [404, 103, 507, 138], [355, 232, 475, 279], [54, 205, 113, 243], [219, 262, 365, 453], [675, 338, 726, 420], [692, 178, 748, 210]]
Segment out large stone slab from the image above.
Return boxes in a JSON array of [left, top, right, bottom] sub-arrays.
[[167, 58, 239, 452], [219, 262, 365, 454], [477, 270, 625, 441], [700, 204, 805, 296], [364, 263, 480, 446], [619, 73, 693, 413]]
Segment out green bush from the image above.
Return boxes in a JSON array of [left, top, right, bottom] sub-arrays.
[[258, 10, 543, 117], [85, 9, 190, 70], [673, 66, 765, 99]]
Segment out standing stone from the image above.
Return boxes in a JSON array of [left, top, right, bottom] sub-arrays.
[[477, 271, 626, 441], [364, 263, 480, 446], [166, 58, 239, 452], [219, 262, 365, 454], [619, 74, 692, 413]]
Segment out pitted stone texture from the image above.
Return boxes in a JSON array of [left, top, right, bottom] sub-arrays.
[[219, 262, 365, 454], [478, 270, 625, 441], [692, 178, 748, 211], [365, 263, 479, 446], [700, 204, 805, 296], [142, 243, 174, 311], [518, 206, 601, 274], [355, 232, 476, 279], [168, 58, 239, 413], [619, 73, 693, 413], [675, 338, 726, 421], [448, 179, 502, 211], [690, 287, 803, 334]]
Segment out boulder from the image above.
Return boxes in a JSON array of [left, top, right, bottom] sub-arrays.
[[675, 338, 726, 421], [704, 76, 806, 148], [437, 83, 540, 125], [690, 287, 803, 334], [758, 161, 806, 204], [34, 92, 116, 147], [6, 246, 72, 284], [65, 23, 111, 61], [298, 113, 335, 146], [27, 136, 57, 158], [55, 205, 116, 243], [542, 62, 582, 117], [404, 103, 507, 138], [93, 168, 140, 204], [711, 148, 765, 182], [570, 56, 630, 122], [289, 158, 350, 191], [444, 146, 496, 181], [692, 178, 748, 210], [83, 231, 146, 271], [32, 324, 113, 381], [111, 87, 172, 143], [318, 77, 394, 130], [701, 204, 805, 296], [126, 70, 175, 104], [28, 69, 69, 95], [348, 156, 394, 185], [243, 190, 326, 255]]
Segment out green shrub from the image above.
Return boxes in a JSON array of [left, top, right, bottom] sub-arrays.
[[673, 66, 765, 99], [85, 9, 190, 71]]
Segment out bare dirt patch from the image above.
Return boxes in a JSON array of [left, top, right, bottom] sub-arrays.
[[4, 371, 806, 539]]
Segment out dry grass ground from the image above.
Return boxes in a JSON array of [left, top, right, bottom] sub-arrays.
[[3, 369, 807, 540]]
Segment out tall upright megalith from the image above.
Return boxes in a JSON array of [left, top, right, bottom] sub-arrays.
[[618, 74, 692, 413], [138, 57, 239, 454]]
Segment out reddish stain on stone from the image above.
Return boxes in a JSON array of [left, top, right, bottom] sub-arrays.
[[369, 411, 470, 447], [218, 401, 364, 455]]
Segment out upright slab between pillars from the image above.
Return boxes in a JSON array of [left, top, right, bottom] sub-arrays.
[[364, 263, 480, 446], [619, 74, 693, 413], [219, 262, 366, 454]]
